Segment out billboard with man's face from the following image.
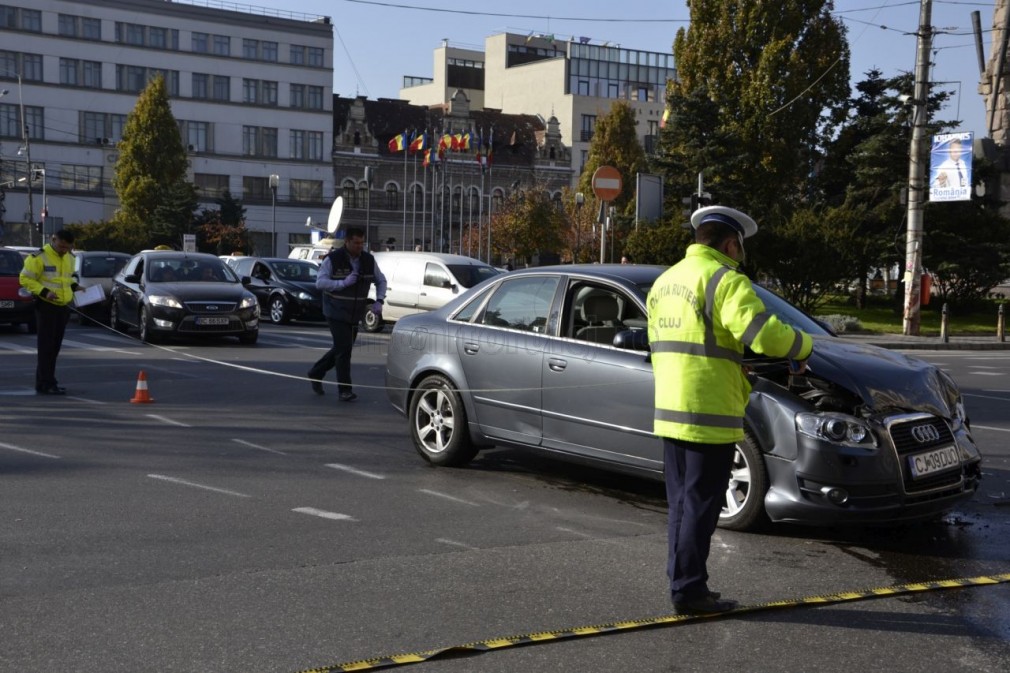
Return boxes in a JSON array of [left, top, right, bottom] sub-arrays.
[[929, 132, 973, 202]]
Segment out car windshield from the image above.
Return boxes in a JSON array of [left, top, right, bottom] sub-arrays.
[[0, 250, 24, 276], [148, 259, 236, 283], [272, 261, 318, 281], [447, 264, 501, 288], [634, 281, 832, 337]]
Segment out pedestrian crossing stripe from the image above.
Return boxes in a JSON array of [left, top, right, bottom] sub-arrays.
[[293, 572, 1010, 673]]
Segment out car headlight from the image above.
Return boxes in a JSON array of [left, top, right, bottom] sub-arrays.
[[148, 294, 183, 308], [297, 291, 314, 301], [796, 412, 878, 448], [239, 294, 258, 309]]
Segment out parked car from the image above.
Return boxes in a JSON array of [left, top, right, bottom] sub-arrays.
[[0, 247, 35, 333], [385, 264, 982, 531], [109, 251, 260, 344], [72, 251, 132, 325], [228, 256, 322, 324], [363, 251, 501, 332]]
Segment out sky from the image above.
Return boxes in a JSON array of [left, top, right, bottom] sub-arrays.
[[234, 0, 997, 139]]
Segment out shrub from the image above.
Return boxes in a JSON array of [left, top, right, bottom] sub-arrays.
[[818, 314, 863, 333]]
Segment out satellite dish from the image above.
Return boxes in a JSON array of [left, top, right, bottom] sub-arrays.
[[327, 196, 344, 234], [305, 216, 314, 228]]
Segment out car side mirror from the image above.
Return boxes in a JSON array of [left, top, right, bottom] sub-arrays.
[[613, 329, 650, 351], [125, 273, 140, 284], [241, 276, 253, 285]]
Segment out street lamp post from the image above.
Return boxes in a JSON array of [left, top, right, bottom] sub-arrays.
[[574, 192, 584, 263], [268, 174, 279, 257]]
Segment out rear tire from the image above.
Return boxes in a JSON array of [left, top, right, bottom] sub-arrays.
[[362, 308, 384, 333], [409, 374, 477, 467], [718, 430, 770, 532]]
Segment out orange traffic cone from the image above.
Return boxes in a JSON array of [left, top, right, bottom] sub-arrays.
[[130, 370, 154, 404]]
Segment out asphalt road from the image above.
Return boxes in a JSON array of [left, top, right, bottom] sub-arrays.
[[1, 319, 1008, 673]]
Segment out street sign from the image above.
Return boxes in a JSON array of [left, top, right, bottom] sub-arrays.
[[592, 165, 622, 202]]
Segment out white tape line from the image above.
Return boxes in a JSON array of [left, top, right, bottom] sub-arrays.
[[147, 474, 251, 498], [418, 489, 480, 506], [292, 507, 356, 522], [145, 414, 192, 427], [232, 438, 287, 455], [0, 442, 60, 459], [325, 463, 386, 479]]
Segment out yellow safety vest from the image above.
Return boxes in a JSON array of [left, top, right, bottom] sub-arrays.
[[647, 244, 813, 444], [19, 245, 76, 306]]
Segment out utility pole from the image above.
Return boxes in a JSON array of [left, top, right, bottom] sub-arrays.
[[18, 74, 35, 247], [902, 0, 932, 336]]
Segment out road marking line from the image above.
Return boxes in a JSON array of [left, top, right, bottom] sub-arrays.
[[555, 526, 593, 538], [67, 395, 107, 405], [968, 372, 1003, 376], [964, 393, 1010, 402], [0, 342, 35, 354], [971, 425, 1010, 433], [325, 463, 386, 479], [147, 474, 251, 498], [293, 507, 356, 522], [418, 489, 480, 506], [145, 414, 192, 427], [0, 442, 60, 459], [232, 438, 287, 455], [436, 538, 479, 550]]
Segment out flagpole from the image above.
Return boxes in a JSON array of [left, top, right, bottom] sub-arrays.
[[402, 129, 408, 250], [411, 148, 418, 250], [486, 127, 494, 264]]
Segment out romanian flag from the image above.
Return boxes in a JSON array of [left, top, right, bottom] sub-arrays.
[[409, 132, 426, 153], [459, 131, 470, 151], [474, 130, 483, 166], [486, 128, 494, 168], [439, 133, 453, 152], [388, 133, 406, 153]]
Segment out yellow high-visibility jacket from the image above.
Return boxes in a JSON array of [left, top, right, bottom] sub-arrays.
[[647, 244, 813, 444], [19, 244, 76, 306]]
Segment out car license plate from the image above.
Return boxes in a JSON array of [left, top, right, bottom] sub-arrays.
[[0, 300, 13, 308], [196, 316, 229, 326], [908, 445, 960, 478]]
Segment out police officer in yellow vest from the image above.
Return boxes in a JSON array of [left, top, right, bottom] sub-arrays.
[[19, 229, 80, 395], [647, 206, 813, 614]]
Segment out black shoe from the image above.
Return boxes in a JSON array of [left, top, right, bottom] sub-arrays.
[[672, 594, 738, 615], [339, 391, 357, 402], [37, 386, 67, 396], [308, 372, 324, 395]]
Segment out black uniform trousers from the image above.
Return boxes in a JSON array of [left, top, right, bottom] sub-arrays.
[[35, 300, 71, 391], [663, 437, 736, 602], [308, 319, 358, 395]]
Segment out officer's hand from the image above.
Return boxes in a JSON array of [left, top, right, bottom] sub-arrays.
[[789, 359, 809, 375], [343, 271, 359, 287], [371, 301, 383, 315]]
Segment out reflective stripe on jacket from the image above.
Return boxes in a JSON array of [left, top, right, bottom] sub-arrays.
[[647, 244, 813, 444], [19, 245, 75, 306]]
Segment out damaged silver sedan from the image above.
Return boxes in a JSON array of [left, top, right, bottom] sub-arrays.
[[385, 265, 982, 531]]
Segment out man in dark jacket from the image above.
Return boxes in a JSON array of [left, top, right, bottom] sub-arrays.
[[308, 227, 387, 401]]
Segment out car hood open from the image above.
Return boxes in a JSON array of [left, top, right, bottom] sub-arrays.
[[808, 336, 957, 417]]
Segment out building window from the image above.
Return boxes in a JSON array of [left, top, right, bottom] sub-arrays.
[[243, 126, 278, 157], [290, 83, 305, 108], [149, 26, 167, 49], [80, 111, 125, 143], [307, 85, 324, 110], [192, 31, 209, 53], [180, 120, 211, 152], [580, 115, 596, 142], [212, 35, 230, 56], [195, 173, 229, 199], [59, 58, 101, 88], [491, 189, 503, 211], [0, 103, 21, 138], [357, 182, 369, 209], [385, 184, 399, 209], [243, 176, 270, 201], [342, 179, 356, 207], [261, 41, 278, 62], [20, 8, 41, 32], [22, 53, 42, 81], [290, 130, 323, 161], [290, 84, 324, 110], [242, 39, 258, 60], [60, 58, 79, 86], [290, 45, 306, 65], [61, 164, 102, 191], [58, 14, 77, 36], [211, 75, 230, 101], [307, 46, 324, 67], [290, 179, 323, 203], [82, 17, 101, 40], [192, 73, 208, 98], [82, 60, 102, 88], [243, 79, 278, 106], [116, 65, 179, 95]]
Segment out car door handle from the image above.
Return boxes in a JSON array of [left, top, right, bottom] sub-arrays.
[[548, 358, 567, 372], [463, 342, 480, 354]]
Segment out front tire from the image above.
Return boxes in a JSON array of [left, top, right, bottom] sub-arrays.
[[268, 296, 290, 324], [718, 431, 770, 531], [409, 374, 477, 467], [110, 300, 126, 333], [362, 308, 384, 333], [139, 306, 161, 344]]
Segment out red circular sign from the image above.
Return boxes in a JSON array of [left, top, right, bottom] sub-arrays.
[[592, 165, 623, 201]]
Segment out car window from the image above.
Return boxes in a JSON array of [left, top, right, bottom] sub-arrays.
[[477, 276, 559, 333], [424, 263, 451, 288], [0, 249, 23, 276], [81, 255, 128, 278], [446, 263, 500, 288], [233, 258, 253, 276], [566, 282, 646, 345], [252, 262, 271, 280], [275, 261, 317, 281], [451, 285, 493, 323]]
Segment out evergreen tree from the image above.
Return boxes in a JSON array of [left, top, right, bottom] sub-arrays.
[[112, 74, 189, 238], [577, 101, 647, 215]]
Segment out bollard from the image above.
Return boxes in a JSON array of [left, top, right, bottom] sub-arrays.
[[940, 302, 949, 343], [1000, 304, 1006, 343]]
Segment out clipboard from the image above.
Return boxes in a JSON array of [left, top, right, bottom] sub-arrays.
[[73, 284, 105, 308]]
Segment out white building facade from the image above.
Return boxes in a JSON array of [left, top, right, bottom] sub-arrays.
[[0, 0, 333, 254]]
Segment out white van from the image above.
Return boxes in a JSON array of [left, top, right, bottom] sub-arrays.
[[363, 251, 500, 331], [288, 242, 336, 263]]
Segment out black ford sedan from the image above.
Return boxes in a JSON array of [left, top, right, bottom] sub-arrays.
[[385, 264, 982, 531], [110, 251, 259, 344]]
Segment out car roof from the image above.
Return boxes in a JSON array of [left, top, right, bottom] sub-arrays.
[[505, 263, 666, 285], [138, 251, 223, 260], [373, 251, 494, 265], [76, 250, 131, 257]]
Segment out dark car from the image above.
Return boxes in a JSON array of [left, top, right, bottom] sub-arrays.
[[0, 247, 35, 333], [72, 251, 132, 325], [228, 256, 322, 324], [385, 264, 982, 531], [110, 251, 260, 344]]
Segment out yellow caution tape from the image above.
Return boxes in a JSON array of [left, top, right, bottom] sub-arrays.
[[294, 572, 1010, 673]]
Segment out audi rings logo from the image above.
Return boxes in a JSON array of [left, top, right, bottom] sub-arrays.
[[911, 424, 941, 443]]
